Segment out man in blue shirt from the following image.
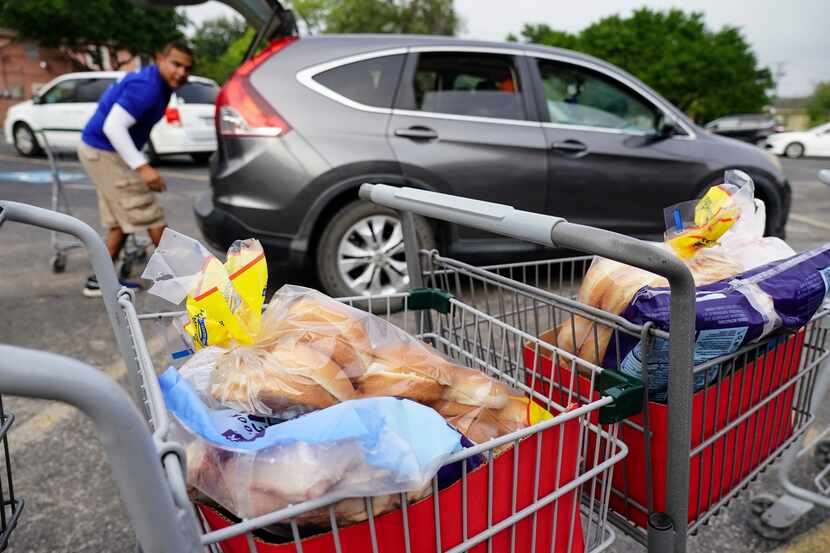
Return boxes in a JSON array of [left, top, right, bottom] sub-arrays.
[[78, 41, 193, 297]]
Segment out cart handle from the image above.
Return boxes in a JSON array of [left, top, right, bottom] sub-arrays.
[[0, 201, 140, 398], [0, 345, 202, 553], [360, 183, 696, 551]]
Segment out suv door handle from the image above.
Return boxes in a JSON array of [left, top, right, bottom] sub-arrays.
[[395, 126, 439, 140], [550, 140, 588, 155]]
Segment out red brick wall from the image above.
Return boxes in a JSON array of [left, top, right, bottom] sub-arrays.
[[0, 37, 76, 125]]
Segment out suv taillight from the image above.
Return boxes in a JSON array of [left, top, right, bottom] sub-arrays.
[[215, 37, 297, 138]]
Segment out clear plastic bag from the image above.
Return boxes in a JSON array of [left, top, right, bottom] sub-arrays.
[[161, 367, 465, 520], [181, 285, 467, 417], [547, 170, 798, 379]]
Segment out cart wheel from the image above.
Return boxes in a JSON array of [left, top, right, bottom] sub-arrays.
[[120, 258, 133, 279], [747, 494, 797, 541], [51, 254, 67, 273], [815, 440, 830, 468]]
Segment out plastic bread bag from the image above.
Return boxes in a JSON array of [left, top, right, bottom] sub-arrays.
[[208, 339, 357, 419], [613, 244, 830, 401], [431, 396, 554, 450], [262, 285, 455, 401], [160, 367, 466, 519], [663, 169, 795, 269], [142, 229, 267, 349], [258, 286, 375, 379]]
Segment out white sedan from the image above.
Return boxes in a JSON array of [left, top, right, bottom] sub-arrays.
[[3, 71, 219, 164], [765, 122, 830, 158]]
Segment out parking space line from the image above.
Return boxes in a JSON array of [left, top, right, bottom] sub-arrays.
[[0, 153, 208, 182], [8, 332, 165, 449], [789, 214, 830, 232], [773, 518, 830, 553]]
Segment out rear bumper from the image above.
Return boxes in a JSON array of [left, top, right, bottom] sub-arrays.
[[193, 192, 295, 261]]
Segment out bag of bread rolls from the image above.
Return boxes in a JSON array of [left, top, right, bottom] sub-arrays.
[[162, 367, 467, 520], [544, 171, 803, 389]]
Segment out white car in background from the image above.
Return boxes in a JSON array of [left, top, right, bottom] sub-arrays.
[[3, 71, 219, 164], [764, 122, 830, 159]]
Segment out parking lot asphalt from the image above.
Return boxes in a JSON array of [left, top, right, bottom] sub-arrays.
[[0, 143, 829, 552]]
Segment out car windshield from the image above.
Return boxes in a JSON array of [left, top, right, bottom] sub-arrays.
[[176, 81, 219, 104]]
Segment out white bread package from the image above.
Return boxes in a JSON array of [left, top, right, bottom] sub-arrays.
[[160, 367, 466, 520], [545, 171, 830, 401]]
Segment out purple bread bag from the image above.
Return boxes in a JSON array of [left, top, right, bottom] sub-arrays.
[[608, 244, 830, 402]]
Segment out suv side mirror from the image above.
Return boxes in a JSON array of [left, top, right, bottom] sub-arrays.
[[656, 114, 679, 139]]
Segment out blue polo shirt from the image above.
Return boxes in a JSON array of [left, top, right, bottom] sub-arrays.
[[81, 64, 172, 152]]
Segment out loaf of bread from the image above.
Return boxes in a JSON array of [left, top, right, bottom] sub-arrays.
[[433, 395, 530, 449], [439, 366, 510, 410], [210, 342, 356, 416], [358, 342, 454, 403], [259, 297, 374, 379], [549, 250, 743, 368]]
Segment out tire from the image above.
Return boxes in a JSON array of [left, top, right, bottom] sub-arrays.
[[315, 200, 435, 301], [784, 142, 804, 159], [13, 122, 41, 157], [191, 152, 212, 164]]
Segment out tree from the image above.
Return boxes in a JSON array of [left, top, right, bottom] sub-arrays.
[[806, 82, 830, 126], [209, 27, 257, 84], [509, 9, 773, 123], [190, 16, 247, 83], [0, 0, 187, 71], [289, 0, 460, 35]]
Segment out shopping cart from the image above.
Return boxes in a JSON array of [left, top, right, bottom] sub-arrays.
[[358, 183, 830, 553], [0, 199, 632, 553], [35, 129, 150, 277]]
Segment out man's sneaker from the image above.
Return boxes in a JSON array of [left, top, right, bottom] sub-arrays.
[[82, 275, 142, 298]]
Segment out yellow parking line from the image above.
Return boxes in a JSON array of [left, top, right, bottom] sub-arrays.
[[8, 332, 165, 449]]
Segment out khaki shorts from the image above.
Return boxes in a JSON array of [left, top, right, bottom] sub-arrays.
[[77, 142, 165, 233]]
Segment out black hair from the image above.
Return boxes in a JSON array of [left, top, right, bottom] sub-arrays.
[[160, 41, 193, 58]]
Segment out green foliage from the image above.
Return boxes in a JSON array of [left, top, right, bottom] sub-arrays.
[[190, 16, 248, 83], [289, 0, 459, 35], [806, 82, 830, 126], [510, 8, 773, 123], [0, 0, 187, 70]]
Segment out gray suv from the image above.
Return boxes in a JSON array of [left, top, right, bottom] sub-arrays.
[[196, 33, 790, 298]]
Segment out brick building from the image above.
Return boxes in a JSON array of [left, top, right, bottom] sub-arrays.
[[0, 28, 140, 125]]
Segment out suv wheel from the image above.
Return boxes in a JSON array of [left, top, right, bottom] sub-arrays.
[[13, 123, 41, 156], [316, 200, 435, 299], [784, 142, 804, 159]]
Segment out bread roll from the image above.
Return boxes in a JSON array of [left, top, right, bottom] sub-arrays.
[[260, 297, 374, 379], [358, 342, 454, 403], [440, 366, 509, 409], [220, 441, 360, 518], [211, 342, 356, 415]]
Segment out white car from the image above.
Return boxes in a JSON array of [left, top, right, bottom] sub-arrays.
[[764, 122, 830, 159], [3, 71, 219, 164]]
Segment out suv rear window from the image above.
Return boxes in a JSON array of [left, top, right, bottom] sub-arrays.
[[177, 81, 219, 104], [397, 52, 526, 120], [312, 54, 405, 108]]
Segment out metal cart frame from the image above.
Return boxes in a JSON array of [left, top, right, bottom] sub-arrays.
[[360, 183, 830, 553], [0, 199, 634, 553]]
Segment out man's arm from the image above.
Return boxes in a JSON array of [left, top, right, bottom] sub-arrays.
[[102, 95, 166, 192]]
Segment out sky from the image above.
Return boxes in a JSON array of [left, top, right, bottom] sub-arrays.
[[181, 0, 830, 97]]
